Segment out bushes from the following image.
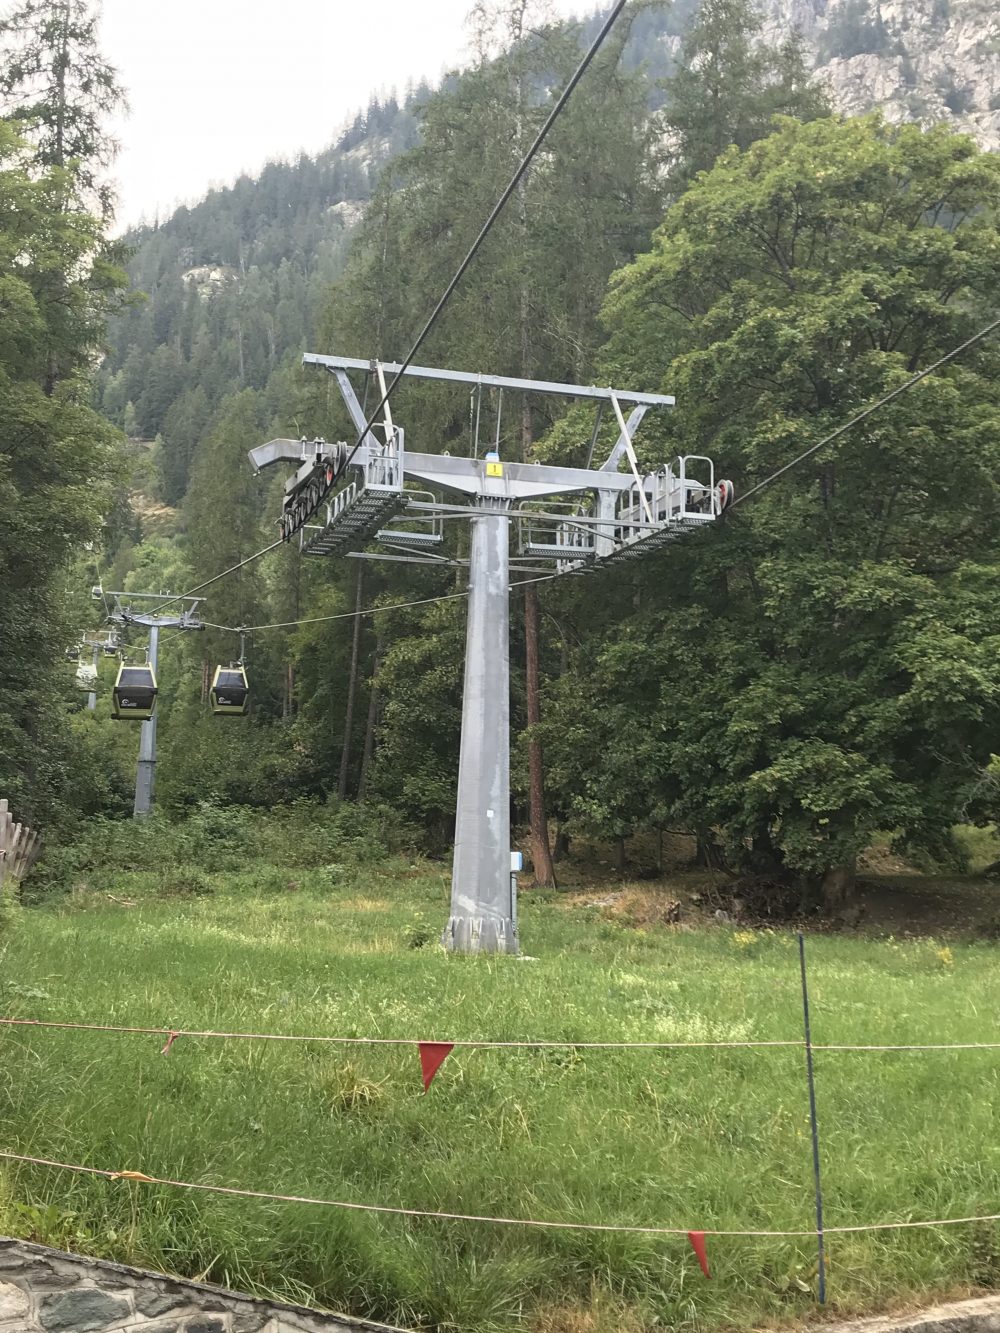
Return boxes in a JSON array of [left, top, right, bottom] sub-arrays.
[[31, 798, 416, 896]]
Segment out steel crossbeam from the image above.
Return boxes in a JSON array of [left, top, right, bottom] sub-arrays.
[[303, 352, 675, 407]]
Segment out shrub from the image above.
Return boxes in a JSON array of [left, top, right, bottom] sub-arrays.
[[158, 866, 214, 898], [32, 798, 418, 898]]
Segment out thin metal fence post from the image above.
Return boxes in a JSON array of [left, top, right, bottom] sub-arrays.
[[798, 931, 827, 1304]]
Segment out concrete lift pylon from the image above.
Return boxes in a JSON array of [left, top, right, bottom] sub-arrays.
[[250, 353, 731, 954]]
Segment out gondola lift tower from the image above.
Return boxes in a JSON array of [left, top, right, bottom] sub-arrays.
[[251, 354, 731, 954], [97, 590, 205, 817]]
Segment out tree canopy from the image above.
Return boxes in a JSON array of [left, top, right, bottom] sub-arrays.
[[0, 118, 125, 824], [0, 0, 125, 218], [542, 115, 1000, 897]]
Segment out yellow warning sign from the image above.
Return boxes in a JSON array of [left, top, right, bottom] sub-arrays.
[[486, 461, 504, 477]]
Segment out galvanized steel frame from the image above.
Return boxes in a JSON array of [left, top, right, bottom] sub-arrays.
[[249, 354, 720, 956]]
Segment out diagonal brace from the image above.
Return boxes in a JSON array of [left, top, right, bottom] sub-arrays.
[[606, 395, 653, 524]]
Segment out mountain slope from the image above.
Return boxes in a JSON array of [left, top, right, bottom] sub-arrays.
[[97, 93, 422, 502], [97, 0, 999, 510]]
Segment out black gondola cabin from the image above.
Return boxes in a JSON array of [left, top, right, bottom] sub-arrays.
[[210, 666, 249, 716], [112, 663, 157, 720]]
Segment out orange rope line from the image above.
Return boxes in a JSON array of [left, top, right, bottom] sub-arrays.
[[2, 1151, 998, 1238], [0, 1017, 801, 1049], [3, 1017, 1000, 1052]]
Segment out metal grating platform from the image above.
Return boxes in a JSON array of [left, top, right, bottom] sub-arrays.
[[522, 539, 595, 560], [303, 483, 405, 557], [596, 514, 712, 565], [550, 514, 713, 574]]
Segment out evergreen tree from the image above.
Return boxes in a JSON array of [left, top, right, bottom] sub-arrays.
[[0, 119, 125, 825], [184, 390, 270, 653], [661, 0, 828, 191], [0, 0, 126, 219]]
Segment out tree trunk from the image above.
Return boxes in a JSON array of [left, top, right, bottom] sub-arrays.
[[821, 859, 857, 911], [491, 12, 554, 888], [358, 633, 383, 801], [615, 835, 627, 877], [338, 568, 364, 801], [283, 547, 301, 720], [525, 580, 556, 888], [697, 833, 722, 871], [283, 662, 294, 720], [53, 1, 69, 168]]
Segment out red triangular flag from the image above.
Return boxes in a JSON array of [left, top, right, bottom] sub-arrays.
[[417, 1042, 454, 1093], [688, 1231, 711, 1278]]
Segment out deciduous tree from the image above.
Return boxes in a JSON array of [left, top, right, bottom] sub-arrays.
[[552, 116, 1000, 903]]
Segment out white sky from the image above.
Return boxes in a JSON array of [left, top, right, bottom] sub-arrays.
[[99, 0, 587, 230]]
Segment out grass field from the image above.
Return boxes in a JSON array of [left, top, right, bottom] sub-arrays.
[[3, 855, 1000, 1332]]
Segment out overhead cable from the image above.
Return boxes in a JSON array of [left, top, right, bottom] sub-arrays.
[[335, 0, 630, 475], [203, 572, 561, 636], [732, 313, 1000, 508], [138, 4, 627, 617], [144, 539, 285, 617], [117, 299, 998, 630]]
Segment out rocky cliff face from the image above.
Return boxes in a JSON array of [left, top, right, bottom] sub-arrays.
[[761, 0, 1000, 150]]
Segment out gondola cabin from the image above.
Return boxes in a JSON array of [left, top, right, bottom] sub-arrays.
[[112, 663, 157, 721], [210, 665, 249, 717]]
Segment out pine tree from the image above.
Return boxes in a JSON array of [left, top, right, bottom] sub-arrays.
[[0, 0, 126, 219], [661, 0, 828, 191]]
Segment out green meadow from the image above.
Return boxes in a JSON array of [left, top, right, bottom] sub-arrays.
[[2, 843, 1000, 1331]]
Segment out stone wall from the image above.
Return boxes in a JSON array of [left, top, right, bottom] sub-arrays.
[[815, 1294, 1000, 1333], [0, 1237, 407, 1333]]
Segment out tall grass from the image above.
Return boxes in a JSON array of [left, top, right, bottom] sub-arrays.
[[2, 858, 1000, 1330]]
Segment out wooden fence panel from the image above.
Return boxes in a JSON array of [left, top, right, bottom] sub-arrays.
[[0, 799, 40, 888]]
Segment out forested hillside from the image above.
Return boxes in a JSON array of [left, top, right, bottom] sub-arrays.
[[95, 0, 1000, 505], [98, 93, 423, 503], [5, 0, 1000, 909]]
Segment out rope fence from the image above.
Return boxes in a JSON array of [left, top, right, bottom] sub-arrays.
[[3, 1015, 1000, 1053], [3, 1149, 1000, 1240], [4, 933, 1000, 1299]]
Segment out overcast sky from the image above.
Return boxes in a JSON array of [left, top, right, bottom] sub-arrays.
[[100, 0, 587, 230]]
